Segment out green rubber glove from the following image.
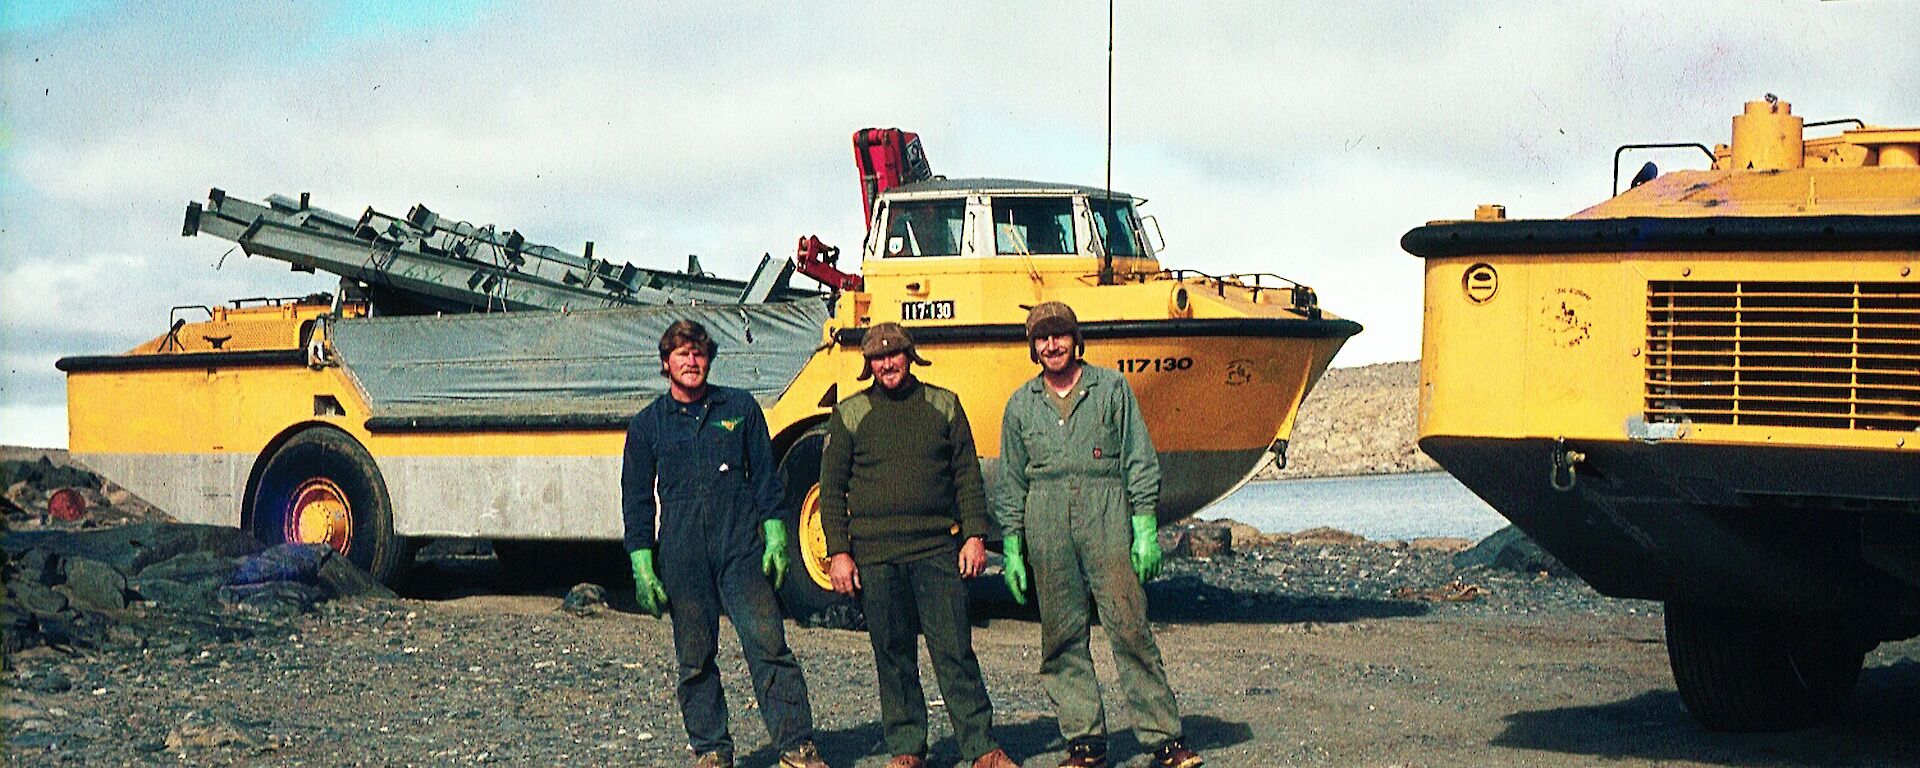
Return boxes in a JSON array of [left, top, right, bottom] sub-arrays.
[[762, 519, 791, 590], [629, 549, 669, 617], [1001, 535, 1030, 605], [1129, 515, 1163, 584]]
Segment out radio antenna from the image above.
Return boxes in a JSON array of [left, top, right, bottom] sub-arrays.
[[1100, 0, 1116, 285]]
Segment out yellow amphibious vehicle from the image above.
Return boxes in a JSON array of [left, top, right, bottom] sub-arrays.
[[59, 131, 1359, 625], [1406, 99, 1919, 731]]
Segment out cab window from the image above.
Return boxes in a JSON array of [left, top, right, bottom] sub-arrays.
[[992, 198, 1076, 255], [883, 200, 966, 257], [1090, 198, 1144, 258]]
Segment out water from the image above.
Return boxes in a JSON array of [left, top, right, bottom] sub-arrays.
[[1203, 472, 1510, 541]]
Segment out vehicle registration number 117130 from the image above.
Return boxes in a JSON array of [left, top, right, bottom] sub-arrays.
[[1116, 356, 1195, 373], [900, 300, 956, 321]]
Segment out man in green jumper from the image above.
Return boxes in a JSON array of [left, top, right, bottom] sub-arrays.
[[818, 322, 1018, 768], [995, 302, 1204, 768]]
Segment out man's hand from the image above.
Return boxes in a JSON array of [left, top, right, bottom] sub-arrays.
[[829, 553, 861, 595], [629, 549, 670, 617], [959, 536, 987, 579], [1001, 535, 1030, 605], [761, 519, 791, 590], [1129, 514, 1163, 584]]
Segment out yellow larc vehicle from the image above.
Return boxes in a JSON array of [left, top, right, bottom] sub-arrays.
[[1406, 98, 1919, 731], [58, 130, 1360, 624]]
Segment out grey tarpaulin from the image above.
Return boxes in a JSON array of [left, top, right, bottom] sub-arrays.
[[330, 298, 833, 424]]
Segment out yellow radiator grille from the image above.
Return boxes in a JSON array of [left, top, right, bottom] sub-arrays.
[[1646, 281, 1920, 431]]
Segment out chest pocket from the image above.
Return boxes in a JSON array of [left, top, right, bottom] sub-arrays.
[[1091, 411, 1122, 462]]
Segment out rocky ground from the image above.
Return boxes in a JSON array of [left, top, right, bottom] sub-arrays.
[[1264, 360, 1437, 480], [7, 525, 1918, 767]]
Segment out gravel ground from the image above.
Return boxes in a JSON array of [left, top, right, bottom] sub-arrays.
[[7, 539, 1919, 767]]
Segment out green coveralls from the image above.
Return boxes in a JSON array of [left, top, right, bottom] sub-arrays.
[[993, 364, 1183, 749]]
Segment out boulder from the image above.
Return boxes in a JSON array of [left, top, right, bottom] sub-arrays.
[[1453, 525, 1573, 577], [231, 543, 329, 586], [9, 580, 68, 615], [3, 523, 262, 574], [63, 558, 128, 611], [562, 583, 608, 616]]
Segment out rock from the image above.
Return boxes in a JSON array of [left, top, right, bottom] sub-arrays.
[[164, 714, 256, 751], [1165, 525, 1233, 559], [135, 577, 224, 610], [63, 558, 129, 611], [562, 583, 608, 616], [1453, 525, 1573, 577], [231, 543, 329, 586], [1406, 537, 1475, 553], [18, 668, 73, 694], [2, 523, 262, 574], [316, 551, 398, 599], [10, 580, 69, 615], [1392, 580, 1486, 602], [13, 547, 62, 585], [2, 606, 33, 653], [219, 581, 325, 618], [1285, 527, 1368, 547], [138, 550, 242, 585]]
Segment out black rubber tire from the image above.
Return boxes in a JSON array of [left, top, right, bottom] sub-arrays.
[[775, 429, 864, 630], [1664, 602, 1867, 732], [251, 428, 411, 586]]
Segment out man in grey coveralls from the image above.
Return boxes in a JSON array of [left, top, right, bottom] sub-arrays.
[[995, 302, 1204, 768]]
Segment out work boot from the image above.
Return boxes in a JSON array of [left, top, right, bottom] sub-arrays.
[[778, 741, 830, 768], [971, 747, 1018, 768], [1057, 740, 1108, 768], [884, 755, 926, 768], [691, 751, 734, 768], [1151, 738, 1203, 768]]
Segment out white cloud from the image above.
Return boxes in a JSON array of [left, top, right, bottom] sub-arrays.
[[3, 0, 1917, 449]]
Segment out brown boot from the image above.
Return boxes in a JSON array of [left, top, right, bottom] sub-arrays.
[[971, 747, 1018, 768], [691, 752, 735, 768], [779, 741, 830, 768], [1057, 741, 1108, 768], [884, 755, 926, 768], [1151, 739, 1203, 768]]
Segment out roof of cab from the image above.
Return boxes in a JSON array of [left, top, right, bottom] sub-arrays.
[[885, 177, 1141, 202]]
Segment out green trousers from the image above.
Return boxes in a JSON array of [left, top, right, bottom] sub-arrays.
[[1028, 480, 1182, 748], [859, 548, 1001, 761]]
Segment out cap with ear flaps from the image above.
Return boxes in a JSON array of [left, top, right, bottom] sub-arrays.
[[857, 322, 931, 380], [1024, 301, 1084, 362]]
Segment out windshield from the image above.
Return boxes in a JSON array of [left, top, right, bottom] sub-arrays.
[[1089, 197, 1144, 258], [992, 197, 1076, 255], [883, 200, 967, 257]]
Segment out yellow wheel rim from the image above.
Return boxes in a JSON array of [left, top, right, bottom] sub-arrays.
[[798, 483, 833, 591], [287, 478, 353, 554]]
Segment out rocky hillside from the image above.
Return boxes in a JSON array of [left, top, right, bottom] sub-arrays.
[[1263, 360, 1438, 479]]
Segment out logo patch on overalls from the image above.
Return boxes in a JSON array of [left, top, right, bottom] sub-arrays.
[[1092, 447, 1104, 459], [717, 417, 742, 432]]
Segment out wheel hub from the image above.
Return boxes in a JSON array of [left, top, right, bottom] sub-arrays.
[[287, 478, 353, 554], [798, 484, 833, 590]]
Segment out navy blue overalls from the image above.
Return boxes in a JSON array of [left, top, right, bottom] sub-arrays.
[[621, 385, 814, 755]]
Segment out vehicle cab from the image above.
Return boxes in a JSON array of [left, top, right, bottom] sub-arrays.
[[853, 178, 1163, 327]]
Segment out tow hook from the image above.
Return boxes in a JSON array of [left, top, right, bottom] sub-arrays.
[[1550, 437, 1586, 492]]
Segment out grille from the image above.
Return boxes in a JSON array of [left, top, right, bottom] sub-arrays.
[[1646, 281, 1920, 431]]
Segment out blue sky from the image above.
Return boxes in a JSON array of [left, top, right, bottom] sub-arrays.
[[3, 1, 1917, 448]]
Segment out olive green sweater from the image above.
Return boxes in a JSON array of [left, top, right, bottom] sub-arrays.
[[819, 377, 992, 565]]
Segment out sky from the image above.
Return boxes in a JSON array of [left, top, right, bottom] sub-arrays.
[[2, 1, 1916, 448]]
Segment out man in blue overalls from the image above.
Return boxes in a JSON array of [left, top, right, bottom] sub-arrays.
[[622, 320, 829, 768]]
